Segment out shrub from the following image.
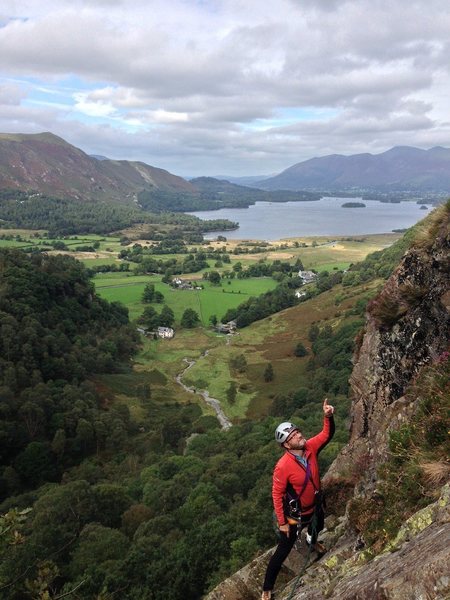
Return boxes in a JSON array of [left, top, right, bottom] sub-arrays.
[[294, 342, 308, 357]]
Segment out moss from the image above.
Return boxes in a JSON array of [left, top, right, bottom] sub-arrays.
[[324, 555, 339, 569]]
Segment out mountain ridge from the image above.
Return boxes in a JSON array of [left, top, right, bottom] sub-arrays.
[[0, 131, 196, 203], [1, 132, 449, 210], [259, 146, 450, 191]]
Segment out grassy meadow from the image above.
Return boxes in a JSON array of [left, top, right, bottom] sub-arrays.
[[94, 273, 278, 323], [182, 278, 381, 420]]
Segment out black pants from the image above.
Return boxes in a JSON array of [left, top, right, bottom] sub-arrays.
[[262, 507, 324, 592]]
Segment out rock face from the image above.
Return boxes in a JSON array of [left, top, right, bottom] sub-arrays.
[[206, 486, 450, 600], [278, 484, 450, 600], [206, 206, 450, 600], [205, 545, 310, 600], [331, 208, 449, 478]]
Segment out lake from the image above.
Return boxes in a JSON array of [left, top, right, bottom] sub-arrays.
[[188, 197, 433, 240]]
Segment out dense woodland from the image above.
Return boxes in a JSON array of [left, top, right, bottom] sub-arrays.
[[0, 190, 237, 236], [0, 250, 139, 491], [0, 247, 361, 599]]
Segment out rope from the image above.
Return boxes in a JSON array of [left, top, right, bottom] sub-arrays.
[[285, 512, 318, 600]]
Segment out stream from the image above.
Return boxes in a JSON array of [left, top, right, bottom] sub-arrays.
[[175, 352, 232, 430]]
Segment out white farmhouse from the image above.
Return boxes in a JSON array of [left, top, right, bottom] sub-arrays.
[[298, 270, 317, 283], [157, 326, 174, 339]]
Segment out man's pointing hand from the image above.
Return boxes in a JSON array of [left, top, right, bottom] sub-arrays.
[[323, 397, 334, 416]]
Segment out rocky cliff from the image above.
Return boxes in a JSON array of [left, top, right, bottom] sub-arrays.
[[206, 204, 450, 600], [335, 202, 449, 480]]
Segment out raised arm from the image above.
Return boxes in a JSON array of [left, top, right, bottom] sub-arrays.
[[307, 398, 335, 454]]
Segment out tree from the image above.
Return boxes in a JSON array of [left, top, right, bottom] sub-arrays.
[[230, 353, 247, 373], [75, 418, 95, 456], [121, 503, 154, 538], [69, 523, 129, 579], [208, 271, 221, 285], [140, 306, 159, 330], [264, 363, 274, 382], [209, 314, 218, 327], [308, 323, 320, 342], [226, 382, 237, 404], [142, 283, 155, 303], [159, 305, 175, 327], [181, 308, 200, 328], [91, 483, 132, 528], [14, 441, 57, 486], [294, 342, 308, 357]]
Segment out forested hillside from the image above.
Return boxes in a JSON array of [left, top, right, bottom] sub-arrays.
[[0, 250, 139, 495], [0, 249, 363, 599]]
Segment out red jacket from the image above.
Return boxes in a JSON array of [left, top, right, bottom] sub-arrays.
[[272, 416, 335, 525]]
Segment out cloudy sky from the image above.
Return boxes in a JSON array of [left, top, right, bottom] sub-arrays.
[[0, 0, 449, 176]]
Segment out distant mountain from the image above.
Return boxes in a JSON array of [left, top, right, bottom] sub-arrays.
[[0, 132, 195, 203], [259, 146, 450, 191], [137, 176, 320, 212], [210, 175, 271, 186]]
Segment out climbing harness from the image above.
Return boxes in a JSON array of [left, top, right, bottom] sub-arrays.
[[283, 460, 312, 522]]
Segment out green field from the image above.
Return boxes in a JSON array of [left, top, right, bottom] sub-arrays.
[[0, 227, 400, 278], [0, 230, 123, 254], [0, 239, 33, 248], [94, 273, 278, 323]]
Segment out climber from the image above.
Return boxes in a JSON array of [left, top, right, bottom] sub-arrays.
[[261, 398, 335, 600]]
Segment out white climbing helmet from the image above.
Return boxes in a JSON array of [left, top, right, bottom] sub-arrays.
[[275, 422, 298, 445]]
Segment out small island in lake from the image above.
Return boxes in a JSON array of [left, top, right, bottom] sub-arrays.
[[341, 202, 366, 208]]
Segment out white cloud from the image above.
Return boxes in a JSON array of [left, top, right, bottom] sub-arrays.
[[73, 92, 117, 118], [0, 0, 449, 175]]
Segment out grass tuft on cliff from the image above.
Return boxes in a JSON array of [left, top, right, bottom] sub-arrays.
[[348, 352, 450, 552], [411, 198, 450, 250]]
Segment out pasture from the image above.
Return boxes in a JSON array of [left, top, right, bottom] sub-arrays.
[[94, 273, 278, 324], [177, 277, 381, 419]]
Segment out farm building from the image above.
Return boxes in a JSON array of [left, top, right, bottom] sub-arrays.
[[216, 320, 237, 334], [298, 270, 317, 283], [157, 326, 174, 339]]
